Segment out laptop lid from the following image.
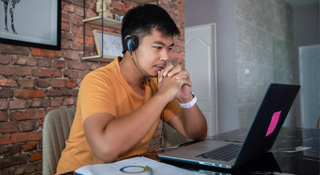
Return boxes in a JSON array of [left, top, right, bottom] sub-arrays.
[[233, 83, 300, 168], [158, 83, 300, 169]]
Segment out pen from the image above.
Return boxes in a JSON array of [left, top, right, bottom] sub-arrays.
[[146, 166, 154, 175]]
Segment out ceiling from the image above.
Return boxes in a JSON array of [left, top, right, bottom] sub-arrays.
[[285, 0, 320, 7]]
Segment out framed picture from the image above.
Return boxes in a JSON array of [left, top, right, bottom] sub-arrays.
[[92, 29, 123, 59], [0, 0, 61, 50]]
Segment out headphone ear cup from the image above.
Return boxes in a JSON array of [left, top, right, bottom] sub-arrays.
[[126, 36, 139, 52]]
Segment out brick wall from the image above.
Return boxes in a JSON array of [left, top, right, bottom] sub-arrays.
[[0, 0, 185, 174]]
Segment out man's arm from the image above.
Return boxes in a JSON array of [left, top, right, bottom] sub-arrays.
[[83, 93, 167, 163], [83, 65, 192, 163], [159, 64, 208, 140]]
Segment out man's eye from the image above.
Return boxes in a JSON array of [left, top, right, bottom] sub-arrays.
[[154, 46, 162, 50], [168, 47, 173, 51]]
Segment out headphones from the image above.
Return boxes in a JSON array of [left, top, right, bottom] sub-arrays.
[[124, 36, 150, 82], [124, 36, 139, 53]]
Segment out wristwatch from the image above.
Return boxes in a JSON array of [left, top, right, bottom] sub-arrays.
[[179, 92, 197, 109]]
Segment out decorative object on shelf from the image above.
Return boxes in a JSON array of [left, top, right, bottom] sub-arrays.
[[96, 0, 113, 19], [0, 0, 61, 50], [92, 29, 123, 60]]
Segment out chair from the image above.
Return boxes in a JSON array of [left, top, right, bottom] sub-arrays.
[[42, 107, 76, 175], [163, 122, 190, 147], [317, 116, 320, 129]]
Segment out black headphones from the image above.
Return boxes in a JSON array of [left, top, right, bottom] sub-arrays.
[[124, 36, 139, 54], [124, 36, 150, 82]]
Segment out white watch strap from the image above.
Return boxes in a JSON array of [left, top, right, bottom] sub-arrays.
[[179, 92, 197, 109]]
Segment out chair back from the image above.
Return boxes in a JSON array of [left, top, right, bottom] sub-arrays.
[[42, 107, 76, 175]]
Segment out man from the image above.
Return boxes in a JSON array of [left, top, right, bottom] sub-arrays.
[[56, 4, 207, 174]]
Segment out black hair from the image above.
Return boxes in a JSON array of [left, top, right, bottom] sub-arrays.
[[121, 4, 180, 54]]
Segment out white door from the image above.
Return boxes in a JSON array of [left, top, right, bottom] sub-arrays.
[[299, 45, 320, 128], [185, 24, 218, 137]]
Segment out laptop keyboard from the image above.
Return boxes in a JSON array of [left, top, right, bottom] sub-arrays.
[[197, 144, 241, 162]]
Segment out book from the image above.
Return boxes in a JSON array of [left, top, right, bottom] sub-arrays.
[[75, 156, 202, 175]]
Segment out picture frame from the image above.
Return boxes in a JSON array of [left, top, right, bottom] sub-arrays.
[[92, 29, 123, 60], [0, 0, 61, 50]]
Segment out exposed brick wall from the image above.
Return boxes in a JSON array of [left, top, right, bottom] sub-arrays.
[[0, 0, 185, 174]]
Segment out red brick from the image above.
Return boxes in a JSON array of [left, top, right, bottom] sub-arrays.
[[72, 26, 81, 35], [0, 55, 11, 64], [0, 78, 16, 87], [23, 164, 36, 174], [63, 4, 75, 12], [0, 65, 32, 76], [69, 42, 82, 51], [0, 111, 8, 121], [35, 79, 50, 88], [15, 89, 45, 99], [47, 89, 73, 97], [78, 70, 90, 79], [0, 122, 19, 133], [18, 79, 34, 88], [0, 134, 10, 145], [61, 21, 71, 31], [53, 60, 66, 69], [30, 98, 50, 108], [10, 110, 45, 121], [62, 32, 75, 41], [0, 44, 31, 55], [66, 80, 77, 88], [31, 48, 62, 58], [37, 58, 52, 68], [62, 50, 81, 60], [10, 131, 42, 144], [12, 55, 28, 65], [26, 57, 37, 66], [50, 98, 63, 107], [9, 100, 26, 109], [30, 152, 42, 162], [63, 69, 79, 78], [32, 68, 62, 78], [63, 98, 75, 105], [70, 15, 83, 26], [61, 11, 69, 22], [68, 61, 88, 70], [19, 120, 40, 132], [51, 79, 66, 88], [22, 142, 37, 151]]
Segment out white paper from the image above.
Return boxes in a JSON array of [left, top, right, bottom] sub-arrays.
[[75, 156, 203, 175]]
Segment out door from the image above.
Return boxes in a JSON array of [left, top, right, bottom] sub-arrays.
[[185, 23, 218, 137], [299, 44, 320, 128]]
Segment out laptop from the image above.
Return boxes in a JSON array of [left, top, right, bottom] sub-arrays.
[[158, 83, 300, 169]]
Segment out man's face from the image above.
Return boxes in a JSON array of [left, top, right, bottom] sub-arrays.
[[135, 29, 174, 77]]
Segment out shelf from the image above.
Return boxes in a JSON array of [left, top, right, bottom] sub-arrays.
[[83, 16, 121, 29], [131, 0, 157, 4], [82, 55, 115, 62]]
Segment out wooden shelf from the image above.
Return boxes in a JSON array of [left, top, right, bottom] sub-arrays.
[[83, 16, 121, 29], [131, 0, 157, 4], [82, 55, 115, 62]]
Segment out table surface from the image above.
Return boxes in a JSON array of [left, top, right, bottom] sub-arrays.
[[66, 127, 319, 175], [161, 127, 320, 175]]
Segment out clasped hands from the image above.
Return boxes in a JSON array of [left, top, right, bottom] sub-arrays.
[[157, 63, 193, 103]]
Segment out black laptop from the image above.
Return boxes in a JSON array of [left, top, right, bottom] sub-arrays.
[[158, 83, 300, 169]]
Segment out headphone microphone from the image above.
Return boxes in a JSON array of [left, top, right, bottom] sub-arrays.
[[125, 36, 150, 82]]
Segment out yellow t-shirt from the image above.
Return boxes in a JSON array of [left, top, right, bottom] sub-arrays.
[[56, 57, 182, 174]]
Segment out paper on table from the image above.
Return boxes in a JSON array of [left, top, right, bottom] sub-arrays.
[[75, 156, 203, 175]]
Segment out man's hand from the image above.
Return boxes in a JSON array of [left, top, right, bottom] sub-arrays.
[[157, 64, 193, 103]]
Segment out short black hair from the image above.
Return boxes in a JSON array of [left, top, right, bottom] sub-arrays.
[[121, 4, 180, 53]]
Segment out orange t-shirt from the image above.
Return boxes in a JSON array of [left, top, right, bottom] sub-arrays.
[[56, 57, 182, 174]]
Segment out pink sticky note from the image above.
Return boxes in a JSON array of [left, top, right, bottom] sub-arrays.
[[265, 111, 282, 137]]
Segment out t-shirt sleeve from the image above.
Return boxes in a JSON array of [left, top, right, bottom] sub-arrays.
[[78, 71, 116, 123], [162, 98, 182, 122]]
